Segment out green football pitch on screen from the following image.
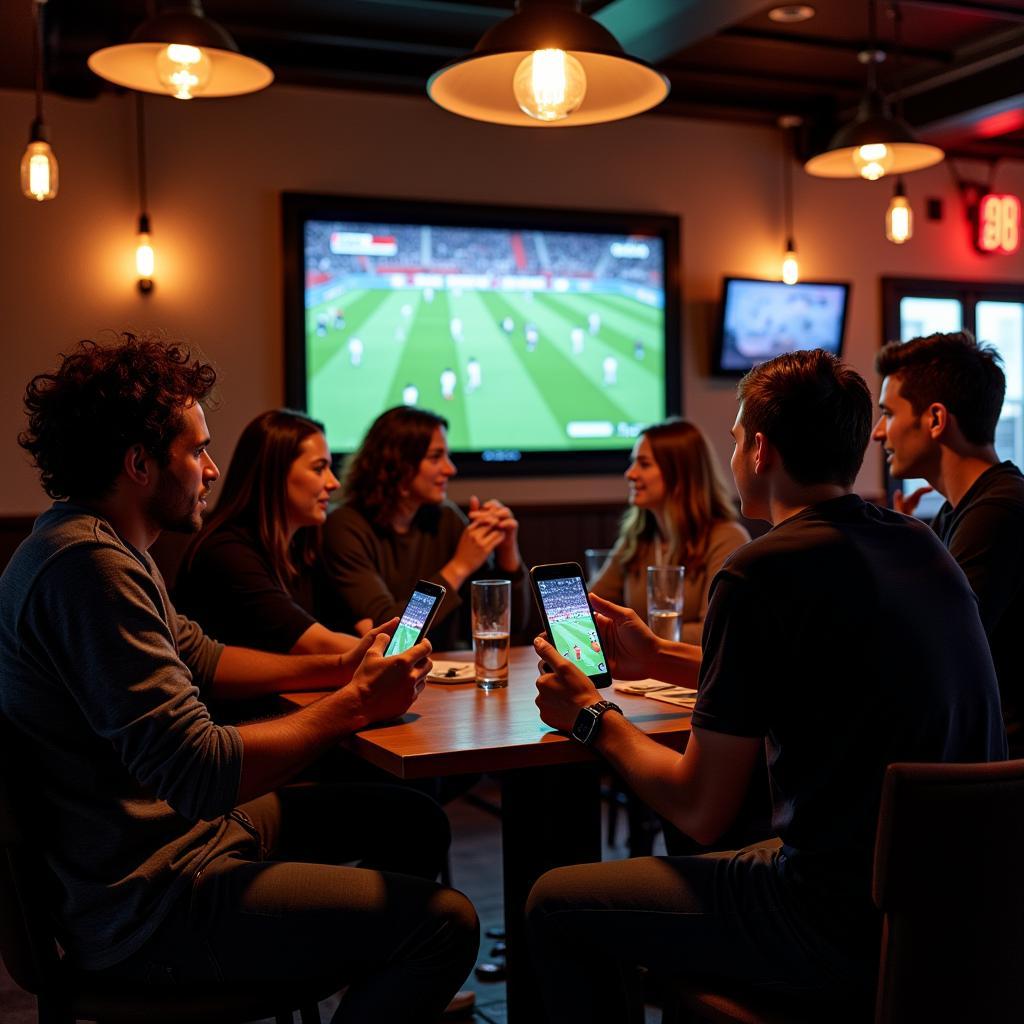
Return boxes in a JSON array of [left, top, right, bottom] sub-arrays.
[[306, 287, 664, 452], [550, 614, 605, 677]]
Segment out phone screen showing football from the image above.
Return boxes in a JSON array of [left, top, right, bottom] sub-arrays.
[[535, 575, 607, 680], [385, 589, 440, 657]]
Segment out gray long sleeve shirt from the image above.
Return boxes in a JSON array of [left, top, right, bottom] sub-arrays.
[[0, 504, 241, 969]]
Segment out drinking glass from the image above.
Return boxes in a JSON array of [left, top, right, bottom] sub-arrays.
[[472, 580, 511, 690], [646, 565, 685, 642], [584, 548, 612, 585]]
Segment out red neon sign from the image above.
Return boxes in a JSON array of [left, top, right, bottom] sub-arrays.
[[976, 193, 1021, 255]]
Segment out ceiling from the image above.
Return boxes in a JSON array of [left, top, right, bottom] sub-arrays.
[[6, 0, 1024, 163]]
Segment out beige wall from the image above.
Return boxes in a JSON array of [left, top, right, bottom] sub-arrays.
[[2, 84, 1022, 515]]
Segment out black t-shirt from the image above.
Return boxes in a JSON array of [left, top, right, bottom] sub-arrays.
[[693, 495, 1006, 914], [175, 524, 331, 653], [931, 461, 1024, 753]]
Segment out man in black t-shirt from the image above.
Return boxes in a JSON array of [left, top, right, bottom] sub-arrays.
[[526, 350, 1006, 1024], [874, 331, 1024, 754]]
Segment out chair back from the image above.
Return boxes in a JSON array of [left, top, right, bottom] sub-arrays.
[[872, 759, 1024, 1024]]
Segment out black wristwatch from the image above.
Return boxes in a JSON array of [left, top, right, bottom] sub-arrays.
[[571, 700, 623, 746]]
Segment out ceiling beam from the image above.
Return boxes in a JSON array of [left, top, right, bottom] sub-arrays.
[[594, 0, 767, 64], [900, 0, 1024, 23], [720, 27, 951, 64]]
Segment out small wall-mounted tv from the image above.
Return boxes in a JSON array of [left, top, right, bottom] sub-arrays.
[[713, 277, 850, 376], [283, 193, 681, 476]]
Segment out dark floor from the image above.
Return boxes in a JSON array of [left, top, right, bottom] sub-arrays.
[[0, 775, 665, 1023]]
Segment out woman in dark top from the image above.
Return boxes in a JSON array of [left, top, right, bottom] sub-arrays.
[[323, 406, 529, 650], [177, 409, 359, 654]]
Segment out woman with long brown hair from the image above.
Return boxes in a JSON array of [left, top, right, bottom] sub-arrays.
[[591, 419, 750, 644], [323, 405, 529, 650], [177, 409, 359, 654]]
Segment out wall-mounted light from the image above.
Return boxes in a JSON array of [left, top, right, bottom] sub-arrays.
[[88, 0, 273, 100], [804, 0, 942, 180], [135, 96, 154, 294], [780, 116, 801, 284], [427, 0, 669, 127], [21, 0, 58, 202], [885, 177, 913, 243]]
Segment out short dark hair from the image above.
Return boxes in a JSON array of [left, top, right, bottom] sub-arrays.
[[875, 331, 1005, 445], [341, 406, 449, 528], [737, 349, 872, 487], [19, 333, 217, 501]]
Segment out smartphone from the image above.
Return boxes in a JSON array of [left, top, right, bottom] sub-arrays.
[[529, 562, 612, 688], [383, 580, 447, 657]]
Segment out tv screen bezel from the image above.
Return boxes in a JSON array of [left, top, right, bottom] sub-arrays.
[[282, 192, 682, 477], [711, 275, 852, 378]]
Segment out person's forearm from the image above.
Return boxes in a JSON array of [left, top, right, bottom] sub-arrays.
[[210, 645, 346, 700], [594, 717, 747, 845], [289, 622, 360, 656], [496, 540, 521, 573], [649, 639, 702, 687], [235, 687, 369, 801], [592, 714, 709, 837]]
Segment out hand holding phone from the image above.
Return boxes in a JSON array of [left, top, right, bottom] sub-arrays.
[[384, 580, 447, 657], [529, 562, 612, 688]]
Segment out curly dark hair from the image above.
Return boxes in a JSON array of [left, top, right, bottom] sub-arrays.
[[341, 406, 448, 528], [19, 333, 217, 501]]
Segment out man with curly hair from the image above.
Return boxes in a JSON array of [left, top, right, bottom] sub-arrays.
[[0, 334, 478, 1022]]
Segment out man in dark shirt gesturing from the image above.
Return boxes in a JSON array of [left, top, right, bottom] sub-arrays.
[[874, 330, 1024, 755], [527, 349, 1005, 1022], [0, 334, 477, 1022]]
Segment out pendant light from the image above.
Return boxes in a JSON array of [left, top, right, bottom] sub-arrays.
[[427, 0, 669, 127], [135, 96, 154, 293], [804, 0, 942, 179], [88, 1, 273, 100], [780, 117, 800, 284], [20, 0, 58, 202], [885, 177, 913, 244]]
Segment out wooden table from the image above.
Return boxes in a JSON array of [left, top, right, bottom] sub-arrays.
[[283, 646, 693, 1023]]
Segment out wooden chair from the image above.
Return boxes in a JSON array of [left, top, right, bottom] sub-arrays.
[[0, 753, 337, 1024], [660, 758, 1024, 1024]]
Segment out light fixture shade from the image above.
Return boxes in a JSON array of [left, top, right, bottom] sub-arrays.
[[88, 2, 273, 98], [804, 91, 943, 178], [427, 2, 669, 127]]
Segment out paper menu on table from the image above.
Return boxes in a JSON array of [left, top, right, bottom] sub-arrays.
[[613, 679, 697, 708]]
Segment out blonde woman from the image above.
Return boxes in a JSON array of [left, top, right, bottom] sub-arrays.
[[591, 419, 749, 644]]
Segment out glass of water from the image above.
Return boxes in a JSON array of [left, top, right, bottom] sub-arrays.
[[584, 548, 612, 585], [646, 565, 685, 642], [472, 580, 511, 690]]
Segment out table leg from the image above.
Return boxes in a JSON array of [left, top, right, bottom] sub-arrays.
[[500, 761, 602, 1024]]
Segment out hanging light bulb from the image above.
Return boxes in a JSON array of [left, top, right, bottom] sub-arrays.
[[781, 240, 799, 285], [155, 42, 212, 100], [513, 48, 587, 122], [428, 0, 668, 128], [136, 214, 155, 293], [853, 142, 893, 180], [88, 1, 273, 100], [21, 0, 58, 202], [21, 125, 58, 202], [886, 177, 913, 243]]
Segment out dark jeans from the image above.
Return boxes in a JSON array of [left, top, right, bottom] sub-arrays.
[[526, 840, 878, 1024], [90, 783, 479, 1024]]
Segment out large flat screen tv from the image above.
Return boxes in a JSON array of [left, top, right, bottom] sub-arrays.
[[283, 194, 681, 475], [713, 277, 850, 376]]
